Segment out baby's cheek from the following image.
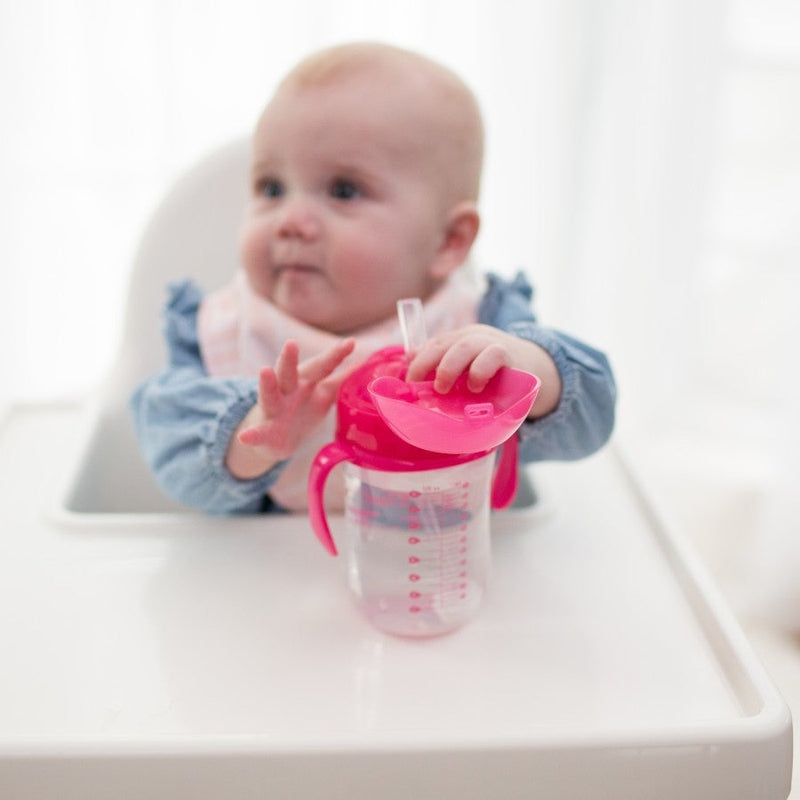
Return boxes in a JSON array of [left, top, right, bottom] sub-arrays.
[[238, 227, 273, 295], [238, 222, 261, 267]]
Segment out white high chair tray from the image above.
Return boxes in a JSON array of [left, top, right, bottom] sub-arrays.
[[0, 405, 792, 799]]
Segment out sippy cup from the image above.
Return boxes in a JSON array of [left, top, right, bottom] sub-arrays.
[[308, 343, 540, 638]]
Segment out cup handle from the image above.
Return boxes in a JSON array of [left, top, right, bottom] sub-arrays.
[[308, 441, 353, 556], [491, 434, 519, 510]]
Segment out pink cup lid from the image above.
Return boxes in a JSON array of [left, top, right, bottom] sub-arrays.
[[368, 367, 540, 454], [332, 346, 539, 467]]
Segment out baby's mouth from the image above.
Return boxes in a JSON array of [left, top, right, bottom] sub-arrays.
[[275, 263, 320, 277]]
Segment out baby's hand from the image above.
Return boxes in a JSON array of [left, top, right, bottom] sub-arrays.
[[226, 338, 355, 478], [406, 324, 561, 417]]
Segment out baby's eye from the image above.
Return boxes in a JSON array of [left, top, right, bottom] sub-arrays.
[[329, 178, 360, 201], [257, 178, 284, 199]]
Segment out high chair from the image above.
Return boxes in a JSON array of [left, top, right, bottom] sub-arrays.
[[0, 139, 791, 799], [64, 137, 251, 515]]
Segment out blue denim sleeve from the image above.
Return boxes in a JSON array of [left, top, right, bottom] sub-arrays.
[[479, 272, 616, 461], [129, 281, 286, 514]]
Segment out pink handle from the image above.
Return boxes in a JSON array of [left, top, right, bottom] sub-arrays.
[[307, 441, 354, 556], [490, 434, 519, 510]]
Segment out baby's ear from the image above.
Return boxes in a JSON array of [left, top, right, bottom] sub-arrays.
[[430, 202, 480, 279]]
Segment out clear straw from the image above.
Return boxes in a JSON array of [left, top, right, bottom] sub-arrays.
[[397, 297, 427, 358]]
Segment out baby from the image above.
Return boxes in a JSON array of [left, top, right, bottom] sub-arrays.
[[131, 42, 616, 514]]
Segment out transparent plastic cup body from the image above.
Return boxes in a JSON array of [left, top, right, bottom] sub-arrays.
[[342, 453, 493, 637]]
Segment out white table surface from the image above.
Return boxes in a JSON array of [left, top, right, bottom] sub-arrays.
[[0, 405, 792, 799]]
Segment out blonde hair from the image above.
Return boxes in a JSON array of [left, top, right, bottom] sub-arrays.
[[275, 42, 485, 202]]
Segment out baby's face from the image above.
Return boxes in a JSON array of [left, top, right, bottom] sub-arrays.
[[239, 74, 453, 334]]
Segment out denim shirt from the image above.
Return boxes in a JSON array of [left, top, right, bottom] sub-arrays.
[[130, 273, 616, 514]]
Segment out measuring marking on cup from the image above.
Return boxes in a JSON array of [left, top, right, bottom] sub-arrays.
[[343, 459, 493, 637]]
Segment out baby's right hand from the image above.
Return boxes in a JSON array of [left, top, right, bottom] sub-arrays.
[[225, 338, 355, 479]]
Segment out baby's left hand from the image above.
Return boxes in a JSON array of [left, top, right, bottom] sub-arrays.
[[405, 324, 561, 418]]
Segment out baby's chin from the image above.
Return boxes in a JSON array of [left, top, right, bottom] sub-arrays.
[[285, 303, 398, 337], [273, 301, 351, 334]]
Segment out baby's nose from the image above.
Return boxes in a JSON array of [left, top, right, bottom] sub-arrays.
[[277, 197, 321, 240]]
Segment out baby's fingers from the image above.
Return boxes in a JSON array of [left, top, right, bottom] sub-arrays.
[[429, 340, 482, 394], [275, 340, 300, 394], [464, 346, 508, 392], [299, 337, 356, 384], [405, 339, 451, 383], [257, 366, 284, 417]]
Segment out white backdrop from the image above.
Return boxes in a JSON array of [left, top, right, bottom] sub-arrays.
[[1, 0, 799, 626], [1, 0, 592, 399]]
